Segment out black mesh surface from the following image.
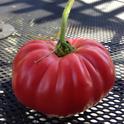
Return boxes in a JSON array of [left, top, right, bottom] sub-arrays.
[[0, 0, 124, 123]]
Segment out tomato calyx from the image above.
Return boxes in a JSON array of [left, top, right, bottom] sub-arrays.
[[55, 40, 75, 57]]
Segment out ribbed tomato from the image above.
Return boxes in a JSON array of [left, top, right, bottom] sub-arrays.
[[12, 38, 115, 116]]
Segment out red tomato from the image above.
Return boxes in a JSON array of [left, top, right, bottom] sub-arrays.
[[12, 38, 115, 116]]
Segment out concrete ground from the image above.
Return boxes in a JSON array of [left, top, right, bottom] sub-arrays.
[[0, 0, 124, 21], [81, 0, 124, 20]]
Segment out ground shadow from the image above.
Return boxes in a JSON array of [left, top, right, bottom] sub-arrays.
[[0, 0, 124, 27]]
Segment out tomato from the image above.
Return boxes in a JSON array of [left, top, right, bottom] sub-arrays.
[[12, 38, 115, 116]]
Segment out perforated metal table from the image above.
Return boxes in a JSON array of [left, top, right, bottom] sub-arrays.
[[0, 0, 124, 123]]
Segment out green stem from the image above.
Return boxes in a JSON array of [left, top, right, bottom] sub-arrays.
[[55, 0, 75, 57], [60, 0, 75, 43]]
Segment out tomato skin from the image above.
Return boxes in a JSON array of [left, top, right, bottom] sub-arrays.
[[12, 38, 115, 116]]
